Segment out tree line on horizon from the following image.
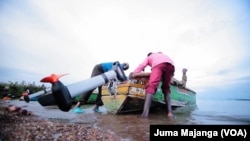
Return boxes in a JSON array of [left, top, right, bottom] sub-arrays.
[[0, 81, 46, 99]]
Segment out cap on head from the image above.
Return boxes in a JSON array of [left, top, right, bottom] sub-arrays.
[[122, 62, 129, 70]]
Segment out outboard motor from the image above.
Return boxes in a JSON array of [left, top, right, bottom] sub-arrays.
[[24, 61, 127, 112]]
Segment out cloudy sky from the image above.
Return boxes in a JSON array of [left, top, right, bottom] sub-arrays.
[[0, 0, 249, 99]]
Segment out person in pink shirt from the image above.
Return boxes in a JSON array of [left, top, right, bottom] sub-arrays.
[[129, 52, 175, 118]]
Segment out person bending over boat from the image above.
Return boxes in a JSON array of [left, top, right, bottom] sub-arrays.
[[129, 52, 175, 118], [74, 62, 130, 113]]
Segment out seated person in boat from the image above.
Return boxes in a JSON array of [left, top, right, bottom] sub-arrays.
[[171, 68, 188, 88]]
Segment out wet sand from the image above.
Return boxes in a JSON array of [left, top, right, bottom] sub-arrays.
[[0, 100, 126, 141], [0, 114, 124, 141]]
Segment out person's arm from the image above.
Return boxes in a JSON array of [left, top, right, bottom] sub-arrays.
[[133, 58, 149, 73], [129, 58, 149, 79]]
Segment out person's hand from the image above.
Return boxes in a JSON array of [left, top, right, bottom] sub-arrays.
[[129, 72, 134, 79]]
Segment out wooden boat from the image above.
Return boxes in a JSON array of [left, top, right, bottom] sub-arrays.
[[101, 71, 196, 114], [36, 69, 196, 114]]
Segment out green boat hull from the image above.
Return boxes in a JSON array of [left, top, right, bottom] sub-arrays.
[[154, 83, 196, 107]]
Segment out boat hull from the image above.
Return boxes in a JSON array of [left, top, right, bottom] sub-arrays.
[[101, 78, 196, 114]]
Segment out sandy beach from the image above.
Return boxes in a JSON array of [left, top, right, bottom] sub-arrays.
[[0, 101, 125, 141]]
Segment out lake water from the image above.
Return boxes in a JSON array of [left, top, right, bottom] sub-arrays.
[[190, 99, 250, 125], [1, 99, 250, 141]]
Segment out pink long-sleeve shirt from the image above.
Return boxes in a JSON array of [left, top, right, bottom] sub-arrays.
[[133, 52, 174, 73]]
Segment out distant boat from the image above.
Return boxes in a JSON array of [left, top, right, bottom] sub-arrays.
[[101, 71, 196, 114]]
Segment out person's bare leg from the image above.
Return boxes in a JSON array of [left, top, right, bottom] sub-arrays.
[[74, 102, 81, 108], [141, 94, 153, 118], [165, 94, 173, 118], [94, 86, 103, 112], [93, 105, 99, 112]]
